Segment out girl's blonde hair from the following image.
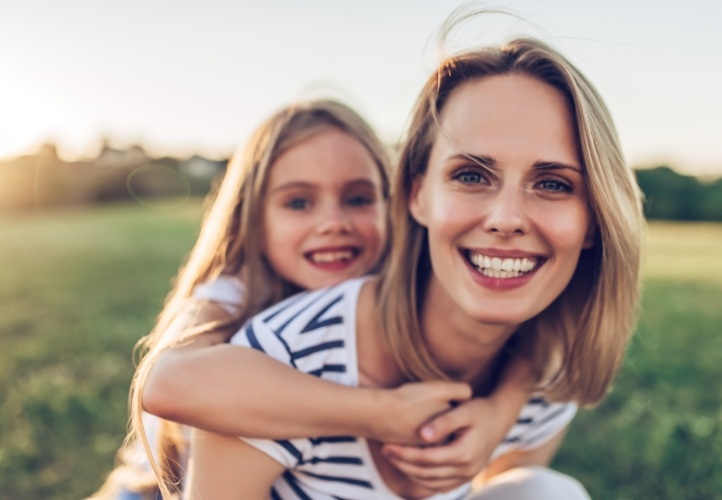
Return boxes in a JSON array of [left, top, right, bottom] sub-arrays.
[[378, 37, 645, 405], [91, 99, 390, 499]]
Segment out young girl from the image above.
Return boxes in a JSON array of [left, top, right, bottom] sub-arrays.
[[93, 99, 532, 499], [182, 34, 644, 500]]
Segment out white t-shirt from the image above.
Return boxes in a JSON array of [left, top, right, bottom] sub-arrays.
[[191, 274, 245, 315]]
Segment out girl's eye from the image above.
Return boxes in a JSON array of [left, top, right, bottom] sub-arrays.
[[345, 194, 374, 207], [285, 197, 311, 210], [536, 179, 573, 194]]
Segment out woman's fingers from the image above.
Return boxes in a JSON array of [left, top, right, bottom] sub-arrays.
[[419, 400, 475, 443], [383, 451, 473, 491], [374, 381, 472, 444], [382, 434, 468, 467]]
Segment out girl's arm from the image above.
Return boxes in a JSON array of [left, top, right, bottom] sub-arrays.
[[184, 428, 284, 500], [143, 335, 472, 444], [380, 355, 535, 492]]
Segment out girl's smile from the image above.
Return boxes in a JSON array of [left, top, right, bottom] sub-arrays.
[[263, 128, 387, 290], [305, 245, 361, 270]]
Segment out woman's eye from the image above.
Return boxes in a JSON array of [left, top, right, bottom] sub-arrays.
[[454, 170, 486, 185], [285, 197, 311, 210], [536, 179, 573, 194]]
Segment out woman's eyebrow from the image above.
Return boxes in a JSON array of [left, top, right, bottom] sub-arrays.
[[532, 161, 583, 173], [448, 153, 496, 168], [447, 154, 583, 175]]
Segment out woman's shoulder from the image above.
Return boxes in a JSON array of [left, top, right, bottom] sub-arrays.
[[256, 276, 374, 328]]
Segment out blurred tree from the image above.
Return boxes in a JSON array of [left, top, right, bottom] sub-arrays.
[[635, 166, 722, 221]]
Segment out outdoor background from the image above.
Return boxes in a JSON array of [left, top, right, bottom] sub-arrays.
[[1, 1, 721, 499]]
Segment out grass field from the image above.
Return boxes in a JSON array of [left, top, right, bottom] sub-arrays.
[[1, 202, 720, 499]]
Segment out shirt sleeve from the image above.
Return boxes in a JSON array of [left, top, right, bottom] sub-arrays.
[[191, 275, 245, 315], [491, 396, 577, 461], [517, 399, 577, 450]]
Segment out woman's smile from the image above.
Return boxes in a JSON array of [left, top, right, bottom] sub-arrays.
[[410, 73, 594, 327]]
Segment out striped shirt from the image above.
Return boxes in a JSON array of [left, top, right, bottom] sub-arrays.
[[230, 277, 576, 499]]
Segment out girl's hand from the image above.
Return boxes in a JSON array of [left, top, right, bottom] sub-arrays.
[[366, 381, 473, 445]]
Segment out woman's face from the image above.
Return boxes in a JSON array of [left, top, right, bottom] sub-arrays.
[[410, 74, 595, 327], [262, 128, 387, 290]]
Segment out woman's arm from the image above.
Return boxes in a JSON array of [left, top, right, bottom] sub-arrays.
[[143, 338, 472, 444], [184, 428, 284, 500]]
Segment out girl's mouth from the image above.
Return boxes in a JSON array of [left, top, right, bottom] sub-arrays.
[[305, 248, 358, 264], [463, 250, 542, 278]]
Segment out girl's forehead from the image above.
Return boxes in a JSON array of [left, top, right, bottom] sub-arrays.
[[267, 128, 384, 188]]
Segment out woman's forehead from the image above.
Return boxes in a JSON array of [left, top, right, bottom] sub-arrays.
[[432, 74, 581, 168]]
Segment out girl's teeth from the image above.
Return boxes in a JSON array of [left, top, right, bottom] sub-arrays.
[[311, 250, 353, 263], [468, 252, 539, 277]]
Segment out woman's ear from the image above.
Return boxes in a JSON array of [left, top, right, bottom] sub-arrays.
[[408, 176, 428, 227]]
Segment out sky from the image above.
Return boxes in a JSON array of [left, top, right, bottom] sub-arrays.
[[1, 0, 720, 177]]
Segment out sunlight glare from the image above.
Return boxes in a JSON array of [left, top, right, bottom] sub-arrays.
[[0, 82, 63, 159]]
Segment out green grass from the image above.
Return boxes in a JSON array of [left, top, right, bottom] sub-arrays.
[[0, 201, 203, 500], [0, 205, 720, 499], [555, 222, 722, 499]]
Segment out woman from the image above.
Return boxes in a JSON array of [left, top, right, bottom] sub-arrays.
[[184, 34, 644, 499]]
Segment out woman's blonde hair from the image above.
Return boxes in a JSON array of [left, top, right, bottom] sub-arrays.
[[91, 99, 390, 499], [378, 36, 645, 406]]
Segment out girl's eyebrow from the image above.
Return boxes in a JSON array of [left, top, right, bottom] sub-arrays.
[[269, 181, 317, 194], [270, 178, 378, 194], [343, 179, 378, 190]]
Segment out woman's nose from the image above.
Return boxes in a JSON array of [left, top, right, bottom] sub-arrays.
[[482, 183, 528, 237]]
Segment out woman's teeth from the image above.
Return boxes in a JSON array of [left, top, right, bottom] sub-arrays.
[[468, 252, 539, 278], [309, 250, 354, 263]]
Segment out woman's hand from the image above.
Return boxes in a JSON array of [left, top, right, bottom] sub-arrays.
[[380, 355, 535, 491], [380, 397, 506, 491], [365, 381, 473, 444]]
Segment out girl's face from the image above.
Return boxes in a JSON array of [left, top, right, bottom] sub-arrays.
[[410, 74, 595, 327], [262, 128, 387, 290]]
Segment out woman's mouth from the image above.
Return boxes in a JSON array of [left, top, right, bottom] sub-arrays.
[[464, 250, 542, 278]]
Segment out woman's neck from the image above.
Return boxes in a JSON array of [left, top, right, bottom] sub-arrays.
[[420, 276, 518, 392], [356, 278, 407, 388]]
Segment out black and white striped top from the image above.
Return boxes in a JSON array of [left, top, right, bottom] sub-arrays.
[[230, 277, 576, 499]]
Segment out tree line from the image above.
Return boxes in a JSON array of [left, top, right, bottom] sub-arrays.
[[635, 166, 722, 221], [0, 146, 720, 221]]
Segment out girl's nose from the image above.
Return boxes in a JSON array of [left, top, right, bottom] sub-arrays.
[[316, 207, 353, 235]]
